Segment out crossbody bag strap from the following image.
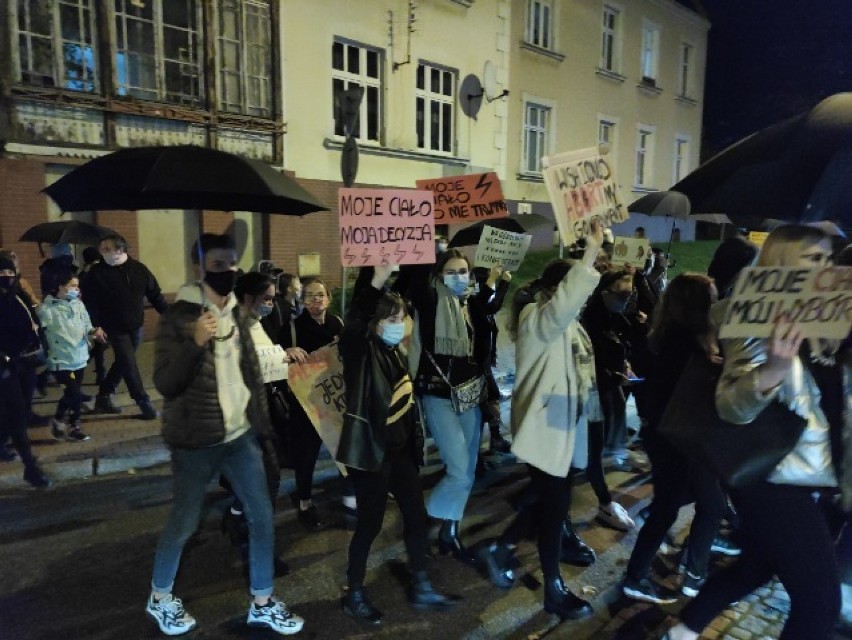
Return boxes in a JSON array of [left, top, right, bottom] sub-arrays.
[[424, 350, 453, 386], [290, 318, 297, 349]]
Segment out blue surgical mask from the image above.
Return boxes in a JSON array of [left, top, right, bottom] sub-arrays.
[[255, 303, 273, 318], [65, 290, 80, 301], [443, 273, 470, 297], [379, 321, 405, 346]]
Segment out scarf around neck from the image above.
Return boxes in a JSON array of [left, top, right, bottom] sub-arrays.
[[433, 279, 472, 357]]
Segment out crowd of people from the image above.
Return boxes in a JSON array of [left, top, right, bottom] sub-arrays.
[[0, 221, 849, 639]]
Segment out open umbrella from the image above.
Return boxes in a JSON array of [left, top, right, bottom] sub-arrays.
[[43, 145, 329, 215], [447, 213, 551, 248], [20, 220, 116, 245], [671, 93, 852, 230]]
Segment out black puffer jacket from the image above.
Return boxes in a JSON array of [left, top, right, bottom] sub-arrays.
[[153, 298, 272, 449]]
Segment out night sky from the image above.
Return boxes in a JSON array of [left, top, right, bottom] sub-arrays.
[[699, 0, 852, 158]]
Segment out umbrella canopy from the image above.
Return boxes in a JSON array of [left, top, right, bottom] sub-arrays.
[[447, 213, 551, 248], [43, 146, 329, 215], [628, 190, 691, 218], [671, 93, 852, 229], [20, 220, 116, 245]]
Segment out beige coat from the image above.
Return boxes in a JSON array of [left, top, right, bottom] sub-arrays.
[[510, 264, 601, 477]]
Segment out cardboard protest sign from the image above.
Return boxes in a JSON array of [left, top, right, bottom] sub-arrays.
[[473, 225, 532, 271], [339, 188, 436, 266], [415, 172, 508, 225], [287, 343, 346, 459], [255, 345, 288, 383], [720, 266, 852, 340], [611, 236, 652, 268], [541, 147, 628, 246]]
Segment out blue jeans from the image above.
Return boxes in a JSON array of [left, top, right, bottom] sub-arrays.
[[420, 395, 481, 521], [151, 432, 274, 597]]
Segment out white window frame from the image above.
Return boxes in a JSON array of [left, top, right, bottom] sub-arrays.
[[597, 114, 619, 166], [525, 0, 555, 50], [416, 61, 456, 155], [521, 96, 555, 175], [634, 125, 656, 189], [600, 4, 622, 73], [13, 0, 99, 92], [640, 20, 660, 83], [673, 134, 690, 184], [217, 0, 273, 117], [332, 38, 384, 144], [678, 41, 694, 97], [113, 0, 204, 105]]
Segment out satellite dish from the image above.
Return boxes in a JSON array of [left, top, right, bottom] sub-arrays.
[[483, 60, 497, 99], [460, 74, 484, 120]]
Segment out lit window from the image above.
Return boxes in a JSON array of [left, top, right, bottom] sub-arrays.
[[601, 5, 620, 72], [416, 63, 456, 154], [114, 0, 203, 105], [635, 127, 655, 188], [640, 21, 660, 83], [217, 0, 273, 117], [15, 0, 99, 92], [523, 102, 551, 174], [526, 0, 554, 50], [332, 39, 383, 143]]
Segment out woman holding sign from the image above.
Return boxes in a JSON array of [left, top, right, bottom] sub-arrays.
[[666, 224, 850, 640], [393, 249, 492, 565], [337, 265, 460, 626]]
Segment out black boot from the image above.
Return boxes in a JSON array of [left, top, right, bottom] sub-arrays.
[[437, 520, 478, 566], [477, 542, 515, 589], [342, 585, 383, 625], [543, 575, 593, 620], [560, 520, 596, 567], [23, 463, 51, 489], [407, 571, 462, 611], [221, 509, 249, 548]]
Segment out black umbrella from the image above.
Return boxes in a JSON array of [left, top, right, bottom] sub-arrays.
[[447, 213, 551, 248], [20, 220, 116, 245], [43, 145, 329, 215], [671, 93, 852, 229]]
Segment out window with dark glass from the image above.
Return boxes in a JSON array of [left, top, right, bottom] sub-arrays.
[[332, 39, 383, 143], [416, 62, 455, 153]]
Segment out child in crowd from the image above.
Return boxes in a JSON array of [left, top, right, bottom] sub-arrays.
[[38, 266, 106, 442]]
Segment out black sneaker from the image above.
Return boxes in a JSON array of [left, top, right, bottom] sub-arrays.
[[66, 426, 91, 442], [297, 506, 325, 530], [95, 394, 122, 414], [0, 446, 17, 462], [710, 536, 741, 556], [681, 571, 705, 598], [23, 465, 52, 489], [622, 575, 678, 604], [489, 433, 512, 454], [138, 400, 159, 421]]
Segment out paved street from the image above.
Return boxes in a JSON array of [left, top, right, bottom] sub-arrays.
[[0, 341, 846, 639]]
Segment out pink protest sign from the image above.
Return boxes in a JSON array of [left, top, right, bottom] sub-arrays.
[[338, 188, 436, 266], [415, 172, 508, 225]]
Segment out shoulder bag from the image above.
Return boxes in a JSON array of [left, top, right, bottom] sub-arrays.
[[424, 351, 486, 415], [657, 354, 807, 489]]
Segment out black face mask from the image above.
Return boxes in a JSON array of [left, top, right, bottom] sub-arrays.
[[204, 270, 238, 297], [0, 275, 17, 295]]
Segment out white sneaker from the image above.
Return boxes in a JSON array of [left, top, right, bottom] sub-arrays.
[[247, 597, 304, 635], [146, 593, 197, 636], [596, 502, 635, 532]]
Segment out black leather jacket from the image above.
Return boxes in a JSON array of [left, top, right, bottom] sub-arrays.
[[337, 281, 424, 472]]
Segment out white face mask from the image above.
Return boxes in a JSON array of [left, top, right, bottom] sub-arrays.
[[102, 251, 128, 267]]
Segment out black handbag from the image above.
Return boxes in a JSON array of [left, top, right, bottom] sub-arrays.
[[267, 384, 294, 469], [657, 354, 807, 489]]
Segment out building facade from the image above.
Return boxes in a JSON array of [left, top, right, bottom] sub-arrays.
[[0, 0, 708, 336]]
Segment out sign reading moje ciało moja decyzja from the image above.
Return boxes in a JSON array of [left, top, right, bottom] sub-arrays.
[[721, 266, 852, 340]]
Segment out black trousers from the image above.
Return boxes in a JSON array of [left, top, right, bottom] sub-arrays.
[[585, 420, 612, 506], [346, 447, 429, 587], [290, 403, 324, 502], [626, 436, 726, 580], [680, 481, 840, 640], [0, 365, 37, 468], [99, 328, 148, 403], [53, 367, 86, 423]]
